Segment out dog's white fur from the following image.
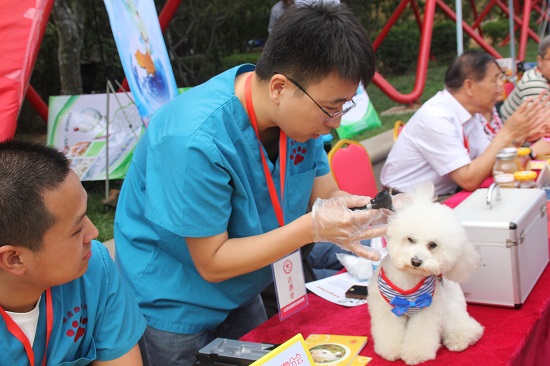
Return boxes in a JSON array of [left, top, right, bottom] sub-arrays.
[[367, 184, 484, 365]]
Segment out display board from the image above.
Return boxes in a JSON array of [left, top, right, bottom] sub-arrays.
[[47, 92, 143, 181]]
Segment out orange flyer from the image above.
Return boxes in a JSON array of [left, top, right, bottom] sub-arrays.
[[304, 334, 368, 365], [348, 355, 372, 365]]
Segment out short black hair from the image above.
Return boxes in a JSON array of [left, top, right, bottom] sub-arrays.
[[0, 140, 71, 251], [256, 1, 375, 88], [444, 50, 497, 91]]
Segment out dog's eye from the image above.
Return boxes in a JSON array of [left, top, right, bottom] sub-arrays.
[[428, 242, 438, 250], [407, 237, 416, 244]]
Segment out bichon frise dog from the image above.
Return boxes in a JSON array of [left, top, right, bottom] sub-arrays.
[[367, 184, 484, 365]]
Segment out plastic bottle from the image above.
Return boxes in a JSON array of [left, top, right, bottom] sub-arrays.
[[516, 147, 532, 171], [493, 148, 518, 188], [514, 171, 537, 188]]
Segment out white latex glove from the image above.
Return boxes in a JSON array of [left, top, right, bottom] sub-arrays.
[[312, 195, 391, 261]]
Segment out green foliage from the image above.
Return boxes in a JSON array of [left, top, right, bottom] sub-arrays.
[[482, 20, 510, 45], [431, 21, 469, 65], [167, 0, 271, 86], [221, 52, 262, 71], [30, 23, 60, 100], [376, 20, 420, 75], [83, 181, 120, 243]]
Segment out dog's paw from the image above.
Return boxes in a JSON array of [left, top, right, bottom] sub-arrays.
[[376, 350, 402, 362], [401, 350, 437, 365], [374, 344, 402, 362], [443, 318, 484, 351]]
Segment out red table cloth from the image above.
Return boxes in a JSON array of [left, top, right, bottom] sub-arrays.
[[242, 184, 550, 365]]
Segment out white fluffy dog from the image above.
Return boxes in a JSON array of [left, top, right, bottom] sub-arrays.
[[367, 185, 484, 365]]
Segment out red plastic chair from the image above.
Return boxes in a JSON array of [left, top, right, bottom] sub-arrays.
[[393, 120, 405, 141], [504, 81, 515, 99], [327, 139, 378, 198]]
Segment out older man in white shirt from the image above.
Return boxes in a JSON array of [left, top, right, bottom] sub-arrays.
[[381, 51, 542, 197]]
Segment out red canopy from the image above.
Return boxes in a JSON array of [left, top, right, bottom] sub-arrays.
[[0, 0, 53, 141]]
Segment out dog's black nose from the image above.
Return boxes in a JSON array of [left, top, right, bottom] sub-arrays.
[[411, 257, 422, 267]]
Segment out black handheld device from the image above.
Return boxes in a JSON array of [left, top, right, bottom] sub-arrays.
[[345, 285, 369, 299], [351, 190, 396, 212]]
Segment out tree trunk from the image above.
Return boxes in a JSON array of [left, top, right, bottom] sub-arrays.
[[52, 0, 84, 95]]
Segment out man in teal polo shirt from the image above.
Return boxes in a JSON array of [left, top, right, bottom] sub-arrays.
[[115, 2, 388, 364]]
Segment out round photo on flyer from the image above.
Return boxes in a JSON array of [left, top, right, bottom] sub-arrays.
[[309, 343, 350, 364]]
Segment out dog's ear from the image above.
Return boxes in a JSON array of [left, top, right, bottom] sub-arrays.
[[444, 240, 482, 282], [390, 182, 435, 215], [410, 182, 436, 204]]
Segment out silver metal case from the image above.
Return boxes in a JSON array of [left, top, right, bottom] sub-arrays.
[[453, 188, 549, 307]]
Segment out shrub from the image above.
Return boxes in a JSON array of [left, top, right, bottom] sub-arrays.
[[221, 52, 262, 70], [431, 21, 470, 65], [482, 19, 510, 45], [376, 21, 420, 75]]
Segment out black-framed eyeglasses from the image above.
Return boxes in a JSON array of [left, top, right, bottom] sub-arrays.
[[275, 72, 356, 122]]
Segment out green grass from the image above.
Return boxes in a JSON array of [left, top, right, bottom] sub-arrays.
[[83, 181, 120, 242], [349, 39, 540, 142]]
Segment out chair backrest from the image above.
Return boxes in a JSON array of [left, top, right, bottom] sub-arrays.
[[504, 81, 515, 98], [327, 139, 378, 198], [393, 120, 405, 141]]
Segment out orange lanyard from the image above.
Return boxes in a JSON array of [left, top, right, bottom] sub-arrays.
[[244, 73, 287, 227], [0, 288, 53, 366]]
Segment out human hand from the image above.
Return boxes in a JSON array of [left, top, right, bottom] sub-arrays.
[[532, 138, 550, 156], [311, 195, 391, 260], [504, 95, 543, 143]]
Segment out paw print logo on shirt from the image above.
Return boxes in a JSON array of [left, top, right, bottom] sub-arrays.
[[290, 146, 306, 165], [66, 316, 87, 342]]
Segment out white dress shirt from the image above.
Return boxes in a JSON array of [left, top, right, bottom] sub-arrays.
[[381, 89, 491, 195]]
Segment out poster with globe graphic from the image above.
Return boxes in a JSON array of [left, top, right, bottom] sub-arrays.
[[104, 0, 178, 125], [47, 93, 144, 181]]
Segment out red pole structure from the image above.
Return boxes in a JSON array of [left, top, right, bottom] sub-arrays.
[[118, 0, 182, 92], [20, 0, 55, 125], [159, 0, 181, 31], [371, 0, 436, 105], [410, 0, 423, 30], [518, 0, 532, 61], [496, 0, 540, 47], [372, 0, 411, 51], [436, 0, 501, 58], [471, 0, 498, 31], [25, 85, 49, 122], [469, 0, 484, 36]]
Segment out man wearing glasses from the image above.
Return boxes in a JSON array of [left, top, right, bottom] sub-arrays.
[[381, 51, 545, 199], [114, 2, 388, 365]]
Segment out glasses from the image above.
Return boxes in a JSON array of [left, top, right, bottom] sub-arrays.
[[276, 72, 356, 122]]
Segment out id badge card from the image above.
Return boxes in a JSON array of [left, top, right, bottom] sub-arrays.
[[272, 250, 309, 320]]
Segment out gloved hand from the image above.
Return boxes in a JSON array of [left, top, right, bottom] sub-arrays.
[[312, 195, 392, 261]]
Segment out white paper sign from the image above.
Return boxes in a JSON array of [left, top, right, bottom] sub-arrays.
[[272, 250, 308, 320]]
